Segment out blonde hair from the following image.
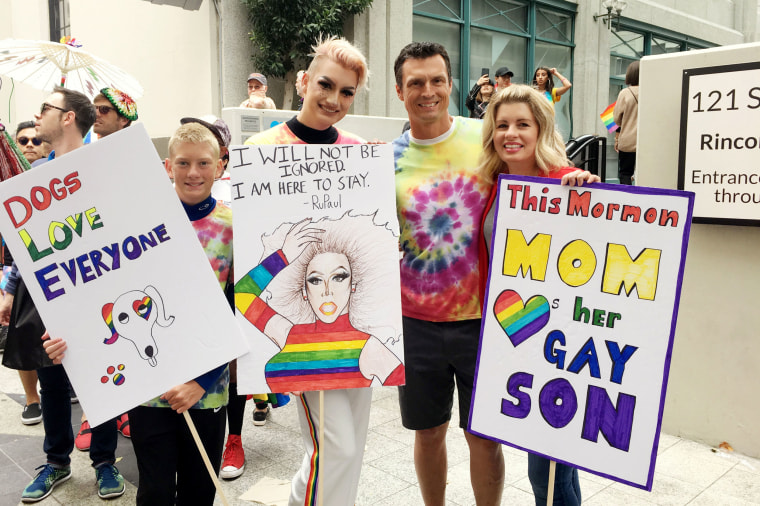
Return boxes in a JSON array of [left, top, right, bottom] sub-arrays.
[[307, 35, 369, 91], [478, 84, 570, 183], [168, 122, 220, 159]]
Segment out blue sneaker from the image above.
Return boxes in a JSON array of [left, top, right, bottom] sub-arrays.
[[21, 464, 71, 503], [95, 464, 125, 499]]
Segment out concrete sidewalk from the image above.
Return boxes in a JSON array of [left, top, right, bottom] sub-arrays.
[[1, 358, 759, 505]]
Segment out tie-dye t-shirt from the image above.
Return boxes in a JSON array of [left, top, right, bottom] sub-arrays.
[[393, 117, 491, 322], [244, 122, 364, 145], [143, 202, 233, 410]]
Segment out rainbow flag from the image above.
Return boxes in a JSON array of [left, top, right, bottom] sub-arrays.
[[599, 102, 620, 132], [600, 102, 618, 132]]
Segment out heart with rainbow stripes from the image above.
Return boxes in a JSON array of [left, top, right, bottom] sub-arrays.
[[492, 289, 550, 347]]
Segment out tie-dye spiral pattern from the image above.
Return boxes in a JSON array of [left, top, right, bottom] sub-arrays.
[[393, 117, 491, 322]]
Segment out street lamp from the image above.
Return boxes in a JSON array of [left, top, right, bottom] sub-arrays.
[[594, 0, 628, 31]]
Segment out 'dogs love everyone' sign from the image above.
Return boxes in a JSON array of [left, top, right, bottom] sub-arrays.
[[470, 176, 693, 490], [0, 125, 248, 427]]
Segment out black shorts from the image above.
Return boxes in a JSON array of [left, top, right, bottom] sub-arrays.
[[398, 316, 482, 430]]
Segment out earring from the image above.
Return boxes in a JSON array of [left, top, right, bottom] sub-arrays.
[[302, 288, 308, 300], [351, 283, 357, 293]]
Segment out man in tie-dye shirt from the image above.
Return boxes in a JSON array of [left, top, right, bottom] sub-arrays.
[[392, 42, 505, 505]]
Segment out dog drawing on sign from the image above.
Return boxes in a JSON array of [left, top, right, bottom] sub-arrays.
[[102, 285, 175, 367]]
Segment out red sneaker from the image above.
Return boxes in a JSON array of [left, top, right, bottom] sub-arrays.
[[75, 421, 91, 451], [220, 434, 245, 479], [116, 413, 131, 438]]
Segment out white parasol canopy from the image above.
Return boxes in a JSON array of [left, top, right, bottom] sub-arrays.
[[0, 37, 143, 99]]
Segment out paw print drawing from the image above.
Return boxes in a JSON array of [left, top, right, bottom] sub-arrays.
[[101, 364, 126, 386], [102, 285, 175, 367]]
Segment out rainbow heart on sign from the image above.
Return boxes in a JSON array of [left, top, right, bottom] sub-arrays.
[[133, 297, 152, 320], [493, 290, 550, 347]]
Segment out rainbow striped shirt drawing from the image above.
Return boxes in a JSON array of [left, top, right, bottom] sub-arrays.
[[235, 250, 374, 392]]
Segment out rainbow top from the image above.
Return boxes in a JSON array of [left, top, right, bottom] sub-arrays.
[[264, 314, 372, 392], [393, 117, 491, 322], [600, 102, 618, 132]]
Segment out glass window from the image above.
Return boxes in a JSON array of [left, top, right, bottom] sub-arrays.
[[471, 0, 528, 35], [470, 27, 527, 86], [610, 30, 644, 60], [48, 0, 71, 42], [536, 7, 572, 43], [413, 15, 463, 115], [609, 55, 636, 82], [413, 0, 462, 19], [651, 36, 682, 56], [413, 0, 575, 134]]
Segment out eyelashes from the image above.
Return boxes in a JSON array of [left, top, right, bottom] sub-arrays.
[[317, 80, 355, 98]]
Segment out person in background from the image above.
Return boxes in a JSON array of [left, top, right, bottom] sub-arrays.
[[531, 66, 572, 108], [8, 121, 50, 426], [92, 88, 137, 137], [613, 61, 640, 185], [240, 73, 277, 109], [465, 73, 495, 119], [494, 66, 514, 90], [477, 84, 598, 506], [15, 121, 50, 163], [1, 87, 125, 503], [295, 69, 306, 110]]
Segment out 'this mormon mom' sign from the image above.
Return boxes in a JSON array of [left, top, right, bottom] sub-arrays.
[[470, 176, 694, 490]]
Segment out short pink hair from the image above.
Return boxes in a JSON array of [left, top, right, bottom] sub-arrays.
[[307, 36, 369, 90]]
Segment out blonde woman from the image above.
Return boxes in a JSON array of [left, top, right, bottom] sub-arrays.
[[478, 85, 597, 506]]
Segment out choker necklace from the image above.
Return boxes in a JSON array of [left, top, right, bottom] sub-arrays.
[[287, 117, 339, 144]]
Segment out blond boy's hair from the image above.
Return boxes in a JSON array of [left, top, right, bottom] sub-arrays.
[[168, 122, 220, 159]]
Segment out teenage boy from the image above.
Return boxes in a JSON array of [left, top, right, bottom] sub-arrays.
[[392, 42, 505, 505], [133, 122, 232, 504], [43, 122, 232, 505]]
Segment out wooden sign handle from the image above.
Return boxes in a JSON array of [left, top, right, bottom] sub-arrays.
[[183, 410, 230, 506]]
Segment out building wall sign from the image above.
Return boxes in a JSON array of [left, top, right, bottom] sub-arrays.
[[678, 62, 760, 226]]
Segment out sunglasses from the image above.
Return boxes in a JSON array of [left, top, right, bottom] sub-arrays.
[[17, 136, 42, 147], [96, 105, 117, 115], [40, 102, 70, 115]]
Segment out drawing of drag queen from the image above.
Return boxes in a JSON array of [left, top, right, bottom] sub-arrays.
[[235, 212, 404, 393]]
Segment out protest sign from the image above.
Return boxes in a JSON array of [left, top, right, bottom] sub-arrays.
[[469, 176, 694, 490], [230, 143, 404, 394], [0, 125, 248, 426]]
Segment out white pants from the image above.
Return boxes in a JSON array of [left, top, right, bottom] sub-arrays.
[[289, 388, 372, 506]]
